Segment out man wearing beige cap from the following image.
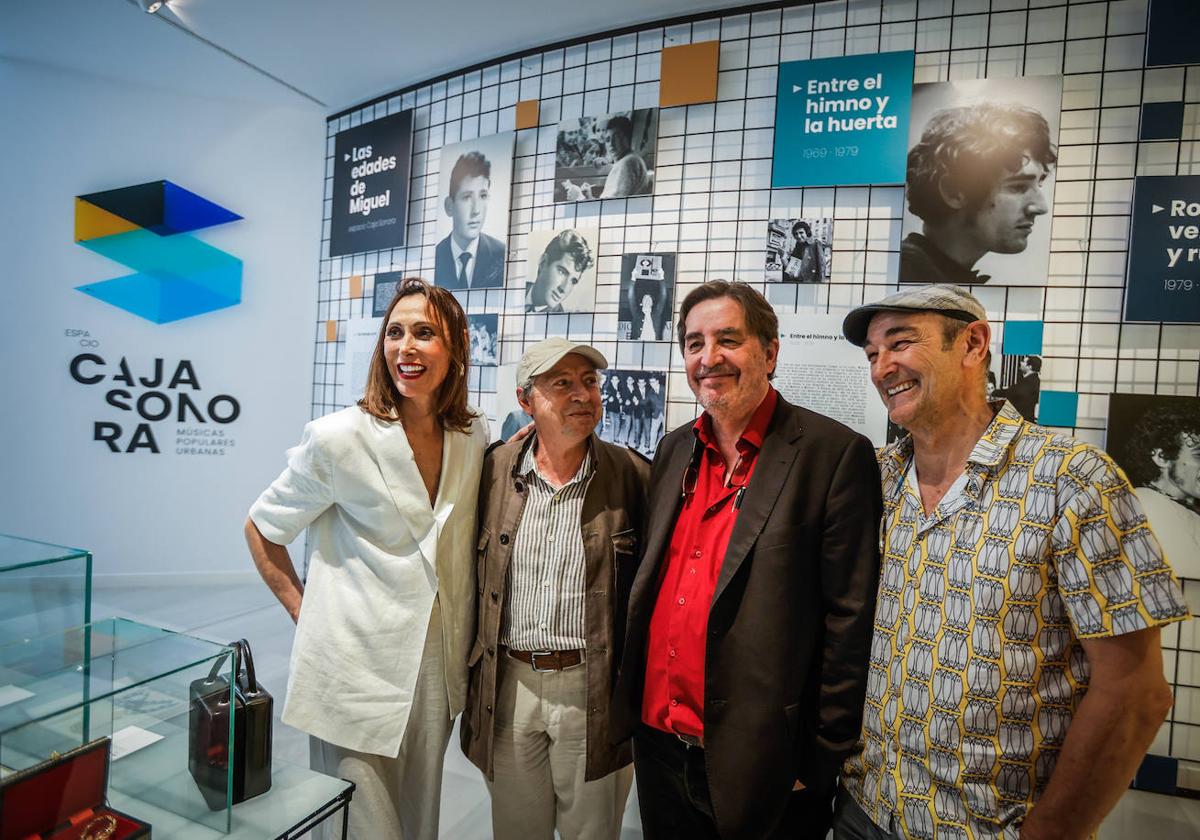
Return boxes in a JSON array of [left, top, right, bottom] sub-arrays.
[[460, 337, 649, 840], [836, 284, 1190, 840]]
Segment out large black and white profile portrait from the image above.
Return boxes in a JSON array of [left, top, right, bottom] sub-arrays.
[[618, 253, 676, 340], [989, 354, 1042, 422], [901, 76, 1063, 286], [766, 218, 832, 283], [599, 369, 666, 458], [468, 313, 498, 366], [525, 228, 598, 313], [433, 132, 514, 290], [1108, 393, 1200, 580], [554, 109, 657, 202]]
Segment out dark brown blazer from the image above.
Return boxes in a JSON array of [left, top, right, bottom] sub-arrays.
[[461, 432, 649, 781], [611, 395, 882, 839]]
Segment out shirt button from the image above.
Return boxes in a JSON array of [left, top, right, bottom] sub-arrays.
[[669, 648, 676, 658], [670, 698, 679, 707], [689, 568, 696, 575], [548, 536, 556, 543], [693, 550, 702, 558], [540, 622, 547, 630], [678, 597, 686, 605], [542, 580, 550, 587]]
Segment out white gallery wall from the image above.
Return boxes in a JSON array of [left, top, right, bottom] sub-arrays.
[[0, 6, 325, 579]]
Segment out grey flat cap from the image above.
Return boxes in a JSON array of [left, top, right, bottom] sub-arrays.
[[842, 284, 988, 347], [516, 337, 607, 386]]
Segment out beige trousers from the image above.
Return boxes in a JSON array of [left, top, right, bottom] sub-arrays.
[[310, 601, 452, 840], [487, 654, 633, 840]]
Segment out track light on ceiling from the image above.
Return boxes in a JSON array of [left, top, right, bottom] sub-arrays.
[[137, 0, 166, 13]]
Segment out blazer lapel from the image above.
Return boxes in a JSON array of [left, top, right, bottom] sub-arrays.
[[711, 403, 804, 606], [432, 426, 459, 526], [369, 416, 439, 570], [628, 432, 692, 620]]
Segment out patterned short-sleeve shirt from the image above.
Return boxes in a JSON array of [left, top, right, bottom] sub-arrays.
[[842, 401, 1189, 840]]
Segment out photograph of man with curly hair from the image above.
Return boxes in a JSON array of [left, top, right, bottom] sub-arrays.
[[1108, 392, 1200, 580], [900, 76, 1062, 286]]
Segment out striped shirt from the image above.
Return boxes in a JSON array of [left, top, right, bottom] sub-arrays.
[[500, 442, 594, 651]]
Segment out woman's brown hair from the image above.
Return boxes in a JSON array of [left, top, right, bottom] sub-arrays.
[[358, 277, 475, 433]]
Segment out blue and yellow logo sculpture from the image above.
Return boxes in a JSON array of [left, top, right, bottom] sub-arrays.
[[74, 180, 243, 323]]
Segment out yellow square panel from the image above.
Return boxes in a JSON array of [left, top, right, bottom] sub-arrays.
[[660, 41, 719, 107]]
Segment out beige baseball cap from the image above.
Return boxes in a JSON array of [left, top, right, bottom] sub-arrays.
[[841, 284, 988, 347], [516, 337, 607, 385]]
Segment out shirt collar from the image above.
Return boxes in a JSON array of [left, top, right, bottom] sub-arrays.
[[904, 232, 992, 284], [519, 433, 595, 487], [449, 235, 480, 261], [693, 386, 778, 454], [885, 398, 1024, 475]]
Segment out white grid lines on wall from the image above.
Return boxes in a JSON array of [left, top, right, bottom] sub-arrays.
[[315, 0, 1200, 443]]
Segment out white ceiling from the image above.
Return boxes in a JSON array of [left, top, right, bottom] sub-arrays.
[[3, 0, 757, 115]]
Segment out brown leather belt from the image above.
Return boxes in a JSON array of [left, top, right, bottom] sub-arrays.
[[505, 647, 584, 672]]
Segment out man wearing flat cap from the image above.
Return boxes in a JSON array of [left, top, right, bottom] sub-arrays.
[[461, 337, 648, 840], [835, 284, 1190, 840]]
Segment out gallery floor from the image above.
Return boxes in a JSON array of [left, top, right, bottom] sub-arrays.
[[92, 578, 1200, 839]]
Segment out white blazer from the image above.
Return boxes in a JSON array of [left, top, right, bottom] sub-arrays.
[[249, 406, 487, 757]]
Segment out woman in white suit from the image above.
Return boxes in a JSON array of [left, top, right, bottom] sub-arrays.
[[245, 278, 488, 839]]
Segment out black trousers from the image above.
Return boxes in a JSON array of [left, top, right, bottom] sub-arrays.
[[633, 724, 834, 840]]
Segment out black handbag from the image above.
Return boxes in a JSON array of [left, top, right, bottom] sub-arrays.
[[188, 638, 273, 811]]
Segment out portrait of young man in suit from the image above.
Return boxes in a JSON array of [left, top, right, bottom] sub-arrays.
[[434, 150, 506, 289], [611, 280, 883, 840]]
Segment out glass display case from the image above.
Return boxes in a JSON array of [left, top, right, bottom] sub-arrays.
[[0, 618, 236, 832], [0, 534, 91, 644]]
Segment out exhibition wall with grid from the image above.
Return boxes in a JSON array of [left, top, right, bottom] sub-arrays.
[[314, 0, 1200, 787]]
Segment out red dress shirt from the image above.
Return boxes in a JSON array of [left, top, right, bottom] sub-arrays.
[[642, 388, 778, 738]]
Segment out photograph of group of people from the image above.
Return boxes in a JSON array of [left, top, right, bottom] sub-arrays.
[[598, 368, 666, 458], [554, 108, 658, 202], [765, 218, 832, 283], [467, 313, 498, 366], [1108, 393, 1200, 580]]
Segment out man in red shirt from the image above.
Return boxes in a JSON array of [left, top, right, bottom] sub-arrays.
[[611, 281, 882, 839]]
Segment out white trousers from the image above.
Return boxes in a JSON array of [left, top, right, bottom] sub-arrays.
[[310, 602, 452, 840], [487, 654, 633, 840]]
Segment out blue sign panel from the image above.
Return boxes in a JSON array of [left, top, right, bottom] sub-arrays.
[[1125, 175, 1200, 323], [772, 51, 914, 188]]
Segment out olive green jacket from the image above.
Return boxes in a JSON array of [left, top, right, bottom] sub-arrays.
[[460, 432, 649, 781]]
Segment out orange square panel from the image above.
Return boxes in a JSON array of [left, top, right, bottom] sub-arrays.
[[660, 41, 719, 108], [515, 99, 540, 130]]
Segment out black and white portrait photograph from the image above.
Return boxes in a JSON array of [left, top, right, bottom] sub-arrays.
[[1107, 393, 1200, 580], [433, 132, 514, 290], [554, 109, 657, 202], [599, 369, 666, 458], [901, 75, 1063, 286], [493, 364, 532, 442], [618, 252, 676, 340], [989, 354, 1042, 422], [371, 270, 402, 317], [468, 313, 498, 366], [525, 227, 598, 313], [766, 218, 832, 283]]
